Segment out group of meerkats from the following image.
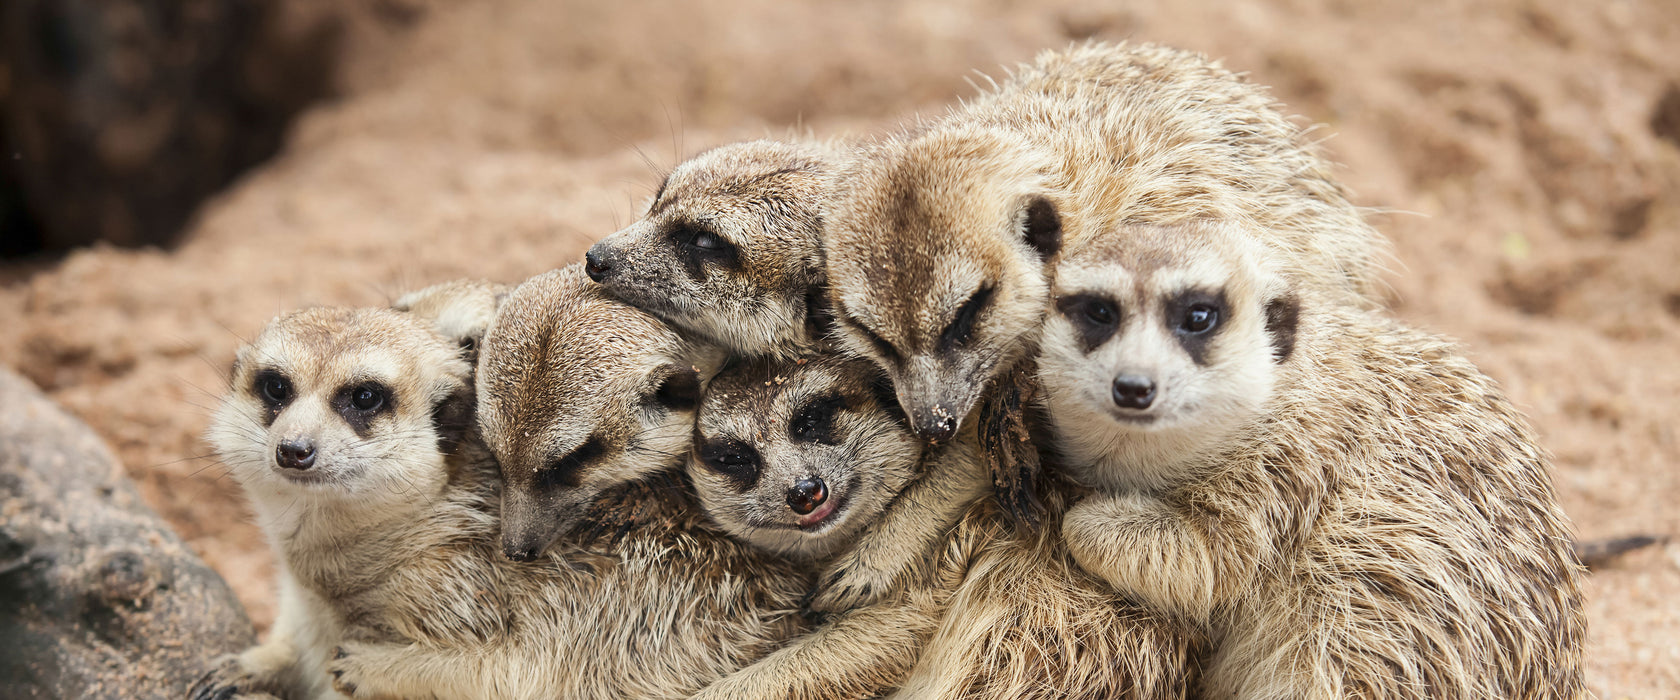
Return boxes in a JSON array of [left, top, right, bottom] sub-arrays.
[[192, 43, 1588, 700]]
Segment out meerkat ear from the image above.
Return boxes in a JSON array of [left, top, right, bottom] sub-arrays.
[[1264, 295, 1301, 363], [1020, 196, 1062, 261], [432, 385, 477, 455], [652, 365, 702, 412]]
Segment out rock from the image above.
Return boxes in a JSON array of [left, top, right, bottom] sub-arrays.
[[0, 366, 254, 699], [0, 0, 339, 252]]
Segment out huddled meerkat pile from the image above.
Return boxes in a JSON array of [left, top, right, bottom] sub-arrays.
[[194, 42, 1586, 700]]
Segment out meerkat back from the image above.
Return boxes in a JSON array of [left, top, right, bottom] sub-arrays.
[[1038, 222, 1585, 700]]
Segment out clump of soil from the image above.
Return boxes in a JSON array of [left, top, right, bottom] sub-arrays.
[[1, 0, 1676, 695]]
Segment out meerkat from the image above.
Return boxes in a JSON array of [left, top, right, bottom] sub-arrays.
[[194, 286, 809, 700], [478, 263, 723, 559], [822, 41, 1389, 453], [685, 355, 1201, 700], [1039, 220, 1586, 699], [585, 139, 840, 360]]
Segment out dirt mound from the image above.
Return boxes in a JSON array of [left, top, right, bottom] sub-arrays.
[[1, 0, 1676, 694]]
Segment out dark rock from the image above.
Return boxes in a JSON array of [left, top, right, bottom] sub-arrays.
[[0, 0, 340, 254], [0, 366, 255, 700]]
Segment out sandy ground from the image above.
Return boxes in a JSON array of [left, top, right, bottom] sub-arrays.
[[1, 0, 1676, 696]]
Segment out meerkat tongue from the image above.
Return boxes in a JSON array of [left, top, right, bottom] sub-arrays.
[[797, 497, 840, 527]]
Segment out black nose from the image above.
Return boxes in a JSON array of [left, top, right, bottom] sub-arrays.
[[275, 439, 316, 470], [786, 477, 828, 515], [914, 410, 958, 445], [584, 244, 614, 282], [504, 544, 541, 562], [1112, 375, 1157, 410]]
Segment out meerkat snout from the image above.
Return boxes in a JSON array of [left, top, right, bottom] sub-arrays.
[[583, 243, 617, 283], [785, 476, 828, 516], [275, 438, 316, 470], [1110, 375, 1157, 410]]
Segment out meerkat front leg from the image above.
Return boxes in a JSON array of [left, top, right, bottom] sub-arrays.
[[328, 640, 535, 700], [1062, 490, 1260, 622], [807, 441, 989, 613], [690, 594, 942, 700]]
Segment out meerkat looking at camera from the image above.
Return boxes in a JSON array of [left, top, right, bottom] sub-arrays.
[[685, 355, 1201, 700], [586, 139, 840, 360], [194, 280, 810, 700], [1040, 221, 1586, 699], [823, 42, 1389, 450]]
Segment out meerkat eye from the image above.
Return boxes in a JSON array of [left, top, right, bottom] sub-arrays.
[[789, 393, 846, 445], [938, 285, 994, 352], [1055, 294, 1121, 352], [835, 306, 900, 365], [699, 438, 761, 489], [541, 436, 606, 490], [1181, 304, 1220, 334], [690, 230, 724, 250], [348, 383, 388, 412], [255, 370, 293, 406]]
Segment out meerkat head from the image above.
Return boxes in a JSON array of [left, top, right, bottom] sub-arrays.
[[478, 264, 717, 561], [208, 307, 476, 512], [1038, 221, 1301, 490], [688, 354, 919, 560], [584, 140, 834, 359], [824, 125, 1063, 444]]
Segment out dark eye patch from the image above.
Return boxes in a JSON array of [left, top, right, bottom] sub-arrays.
[[252, 369, 292, 426], [1055, 293, 1122, 353], [333, 381, 395, 437], [1164, 288, 1229, 366], [839, 312, 900, 365], [789, 392, 847, 445], [668, 220, 740, 281], [698, 437, 761, 490], [938, 284, 994, 353], [540, 435, 606, 490]]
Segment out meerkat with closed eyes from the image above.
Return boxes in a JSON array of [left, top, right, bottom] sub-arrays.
[[586, 139, 840, 360], [1040, 221, 1585, 699], [685, 355, 1201, 700], [822, 42, 1390, 521], [193, 280, 810, 700]]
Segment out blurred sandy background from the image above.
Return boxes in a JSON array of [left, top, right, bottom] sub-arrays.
[[0, 0, 1676, 696]]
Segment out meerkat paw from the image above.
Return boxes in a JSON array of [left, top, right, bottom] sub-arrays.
[[327, 644, 406, 700], [1063, 493, 1218, 620], [187, 655, 283, 700]]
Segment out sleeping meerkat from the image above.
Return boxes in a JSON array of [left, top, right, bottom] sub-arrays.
[[585, 139, 839, 360], [822, 42, 1389, 477], [686, 355, 1201, 700], [195, 281, 808, 700], [1041, 221, 1586, 699], [478, 263, 722, 559]]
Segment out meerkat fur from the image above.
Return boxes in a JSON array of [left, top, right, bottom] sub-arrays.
[[1041, 221, 1586, 699], [823, 41, 1389, 447], [200, 292, 808, 699], [587, 139, 842, 360], [688, 355, 1199, 700]]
